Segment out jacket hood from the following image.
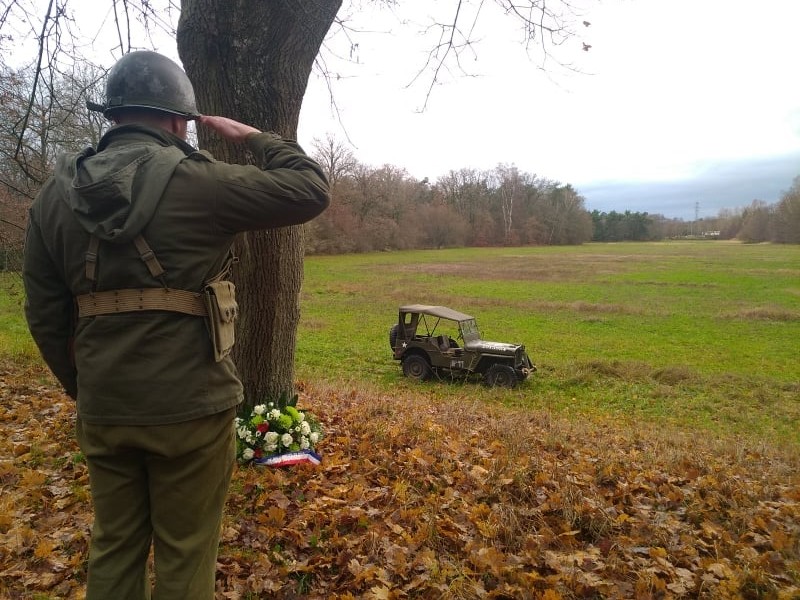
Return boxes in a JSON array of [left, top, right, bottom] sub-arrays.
[[57, 124, 194, 243]]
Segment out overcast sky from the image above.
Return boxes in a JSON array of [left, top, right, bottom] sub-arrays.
[[11, 0, 799, 220], [295, 0, 800, 220]]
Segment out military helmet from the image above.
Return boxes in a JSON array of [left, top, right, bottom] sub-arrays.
[[92, 50, 200, 119]]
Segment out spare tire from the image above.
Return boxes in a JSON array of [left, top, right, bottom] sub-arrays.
[[389, 324, 399, 349]]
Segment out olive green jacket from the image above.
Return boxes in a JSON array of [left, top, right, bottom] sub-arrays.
[[23, 124, 329, 425]]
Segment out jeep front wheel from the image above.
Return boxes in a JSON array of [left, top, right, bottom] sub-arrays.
[[402, 354, 432, 381], [484, 364, 518, 388]]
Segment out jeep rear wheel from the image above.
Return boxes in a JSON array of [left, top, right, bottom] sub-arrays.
[[484, 364, 518, 388], [402, 354, 432, 381]]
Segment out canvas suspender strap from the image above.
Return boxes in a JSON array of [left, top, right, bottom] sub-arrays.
[[75, 234, 208, 318], [84, 234, 166, 283], [132, 234, 166, 282], [85, 236, 100, 282]]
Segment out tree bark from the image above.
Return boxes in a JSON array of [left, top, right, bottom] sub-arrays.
[[177, 0, 341, 408]]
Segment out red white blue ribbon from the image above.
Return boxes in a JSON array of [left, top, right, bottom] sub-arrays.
[[254, 450, 321, 467]]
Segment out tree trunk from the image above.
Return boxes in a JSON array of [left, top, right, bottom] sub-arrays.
[[177, 0, 341, 409]]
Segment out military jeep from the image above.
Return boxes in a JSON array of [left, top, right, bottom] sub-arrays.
[[389, 304, 535, 387]]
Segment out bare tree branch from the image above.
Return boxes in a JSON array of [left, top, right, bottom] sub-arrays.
[[112, 0, 132, 53], [406, 0, 477, 111], [14, 0, 56, 160], [310, 8, 389, 147]]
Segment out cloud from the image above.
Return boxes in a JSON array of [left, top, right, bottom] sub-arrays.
[[578, 152, 800, 220]]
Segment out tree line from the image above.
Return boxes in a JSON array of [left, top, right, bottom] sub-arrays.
[[2, 64, 799, 273], [589, 189, 800, 244], [305, 135, 593, 253], [306, 132, 800, 251]]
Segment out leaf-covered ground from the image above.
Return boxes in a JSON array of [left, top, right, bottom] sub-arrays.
[[1, 360, 798, 599]]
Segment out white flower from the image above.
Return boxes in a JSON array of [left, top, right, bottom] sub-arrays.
[[269, 409, 281, 420], [264, 432, 279, 445], [281, 433, 293, 447], [237, 426, 249, 439], [300, 437, 310, 450], [253, 404, 266, 415], [300, 421, 311, 435], [297, 411, 305, 422], [242, 448, 254, 461], [246, 434, 255, 445], [309, 432, 320, 444], [266, 443, 278, 453]]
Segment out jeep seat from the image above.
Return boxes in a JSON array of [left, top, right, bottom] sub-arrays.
[[437, 335, 450, 351]]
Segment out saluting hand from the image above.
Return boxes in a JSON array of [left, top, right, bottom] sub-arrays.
[[197, 115, 261, 144]]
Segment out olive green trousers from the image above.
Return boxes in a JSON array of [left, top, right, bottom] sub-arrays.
[[76, 408, 236, 600]]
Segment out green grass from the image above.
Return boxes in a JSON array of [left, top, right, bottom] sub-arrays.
[[296, 241, 800, 447], [3, 241, 799, 448], [0, 273, 38, 358]]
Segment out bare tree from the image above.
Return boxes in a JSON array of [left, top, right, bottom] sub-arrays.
[[543, 183, 584, 244], [773, 177, 800, 243], [311, 133, 357, 187], [414, 202, 469, 249], [436, 167, 489, 237], [738, 200, 772, 243], [490, 163, 524, 243], [0, 61, 107, 273], [0, 186, 26, 271]]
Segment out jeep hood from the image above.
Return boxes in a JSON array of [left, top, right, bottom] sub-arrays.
[[464, 340, 525, 355]]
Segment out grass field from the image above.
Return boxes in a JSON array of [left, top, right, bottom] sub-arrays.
[[296, 241, 800, 448], [0, 273, 34, 358], [2, 240, 799, 598], [3, 240, 799, 447]]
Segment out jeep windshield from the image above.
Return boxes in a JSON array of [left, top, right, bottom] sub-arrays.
[[458, 318, 480, 343]]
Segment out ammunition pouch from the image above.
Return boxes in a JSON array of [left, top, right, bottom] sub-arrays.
[[203, 280, 238, 362]]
